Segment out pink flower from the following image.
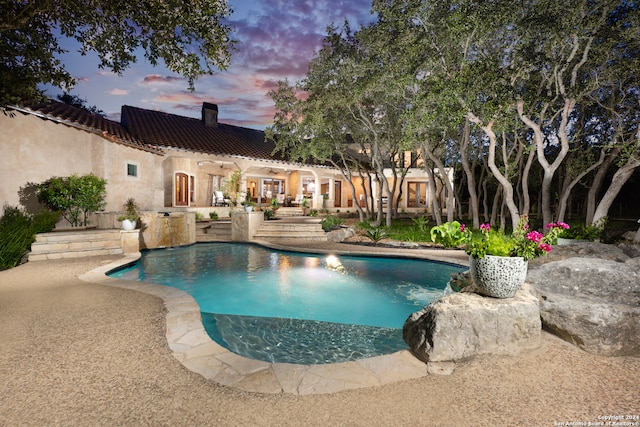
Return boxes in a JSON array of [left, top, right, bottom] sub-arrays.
[[460, 223, 465, 232], [526, 231, 543, 243], [545, 222, 556, 230], [480, 223, 491, 232], [557, 222, 570, 229], [539, 243, 552, 253]]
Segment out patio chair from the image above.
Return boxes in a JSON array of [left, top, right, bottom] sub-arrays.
[[213, 191, 228, 206], [293, 194, 304, 206]]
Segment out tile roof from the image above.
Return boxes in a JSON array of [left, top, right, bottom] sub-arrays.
[[10, 100, 163, 154], [121, 105, 286, 162]]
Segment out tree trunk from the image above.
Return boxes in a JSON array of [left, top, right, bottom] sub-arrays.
[[557, 149, 606, 222], [490, 185, 502, 226], [424, 162, 442, 225], [518, 99, 574, 227], [592, 159, 640, 225], [586, 147, 620, 224], [468, 113, 520, 230], [459, 119, 480, 228], [520, 145, 535, 215], [423, 140, 455, 223]]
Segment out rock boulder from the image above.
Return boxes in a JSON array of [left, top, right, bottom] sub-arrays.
[[527, 257, 640, 357], [403, 284, 541, 363]]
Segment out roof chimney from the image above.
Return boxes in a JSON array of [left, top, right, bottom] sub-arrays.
[[202, 102, 218, 127]]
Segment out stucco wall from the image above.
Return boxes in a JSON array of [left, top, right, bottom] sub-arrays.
[[1, 112, 163, 217]]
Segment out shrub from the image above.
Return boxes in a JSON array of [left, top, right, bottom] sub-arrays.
[[209, 211, 219, 220], [0, 205, 59, 270], [364, 227, 388, 244], [430, 220, 466, 248], [563, 217, 607, 241], [411, 215, 430, 233], [263, 208, 276, 220], [195, 211, 204, 221], [321, 214, 343, 231], [36, 174, 107, 226]]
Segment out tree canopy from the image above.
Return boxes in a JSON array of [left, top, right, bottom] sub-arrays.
[[0, 0, 235, 107], [269, 0, 639, 229]]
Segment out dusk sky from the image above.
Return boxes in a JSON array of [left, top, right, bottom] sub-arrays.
[[42, 0, 377, 130]]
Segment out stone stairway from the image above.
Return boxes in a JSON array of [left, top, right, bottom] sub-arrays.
[[28, 229, 123, 261], [196, 220, 232, 242], [274, 207, 304, 217], [253, 218, 327, 242]]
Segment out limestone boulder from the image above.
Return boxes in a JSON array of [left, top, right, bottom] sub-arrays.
[[527, 257, 640, 357], [528, 242, 630, 267], [326, 227, 355, 243], [403, 284, 541, 363]]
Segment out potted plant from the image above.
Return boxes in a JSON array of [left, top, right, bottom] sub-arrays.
[[464, 217, 569, 298], [242, 199, 255, 212], [263, 208, 276, 220], [117, 198, 139, 230], [301, 197, 309, 215], [462, 216, 569, 298]]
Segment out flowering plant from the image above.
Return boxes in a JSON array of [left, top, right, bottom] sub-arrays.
[[464, 216, 569, 261]]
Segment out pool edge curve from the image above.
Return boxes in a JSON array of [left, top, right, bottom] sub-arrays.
[[78, 245, 466, 395]]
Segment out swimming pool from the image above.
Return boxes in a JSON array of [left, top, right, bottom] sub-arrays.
[[109, 243, 464, 364]]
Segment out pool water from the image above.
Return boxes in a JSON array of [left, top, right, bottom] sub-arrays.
[[109, 243, 464, 364]]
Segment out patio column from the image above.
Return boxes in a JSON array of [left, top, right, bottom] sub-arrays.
[[311, 171, 321, 209], [328, 177, 335, 208]]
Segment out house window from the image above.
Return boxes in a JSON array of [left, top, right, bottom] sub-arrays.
[[127, 163, 138, 177], [175, 173, 190, 206], [408, 182, 429, 208]]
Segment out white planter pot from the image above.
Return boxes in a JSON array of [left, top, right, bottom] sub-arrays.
[[469, 255, 528, 299], [121, 219, 137, 230], [244, 206, 253, 212]]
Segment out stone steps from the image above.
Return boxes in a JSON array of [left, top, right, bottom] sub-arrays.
[[29, 229, 124, 261], [196, 221, 232, 242], [274, 207, 304, 217], [254, 220, 327, 241]]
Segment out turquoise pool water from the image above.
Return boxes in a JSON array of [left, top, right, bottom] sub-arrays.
[[109, 243, 464, 364]]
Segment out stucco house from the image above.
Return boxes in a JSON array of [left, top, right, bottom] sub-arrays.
[[1, 99, 446, 223]]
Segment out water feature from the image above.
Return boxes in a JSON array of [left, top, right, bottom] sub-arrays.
[[109, 243, 464, 364]]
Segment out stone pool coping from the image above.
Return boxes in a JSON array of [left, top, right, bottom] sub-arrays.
[[79, 242, 469, 395]]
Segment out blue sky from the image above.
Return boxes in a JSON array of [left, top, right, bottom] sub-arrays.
[[42, 0, 375, 129]]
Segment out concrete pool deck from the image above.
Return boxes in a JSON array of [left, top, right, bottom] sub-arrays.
[[78, 241, 469, 395], [1, 242, 638, 425]]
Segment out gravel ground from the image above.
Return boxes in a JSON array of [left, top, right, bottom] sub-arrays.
[[0, 255, 638, 426]]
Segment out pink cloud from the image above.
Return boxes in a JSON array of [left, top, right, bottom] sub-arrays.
[[142, 74, 185, 85], [109, 88, 129, 95]]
